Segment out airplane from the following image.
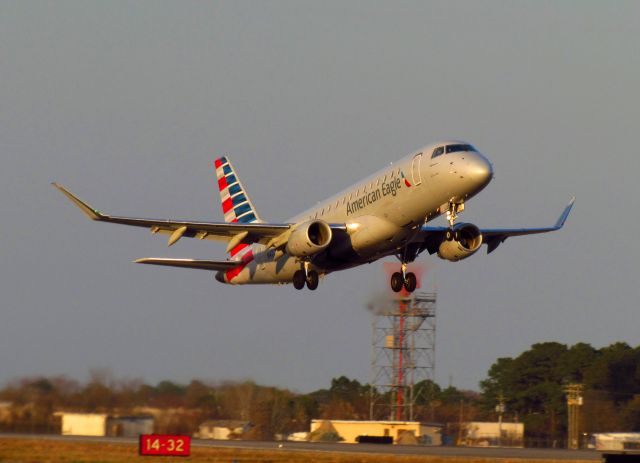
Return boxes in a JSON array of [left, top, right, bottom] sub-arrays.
[[53, 141, 574, 292]]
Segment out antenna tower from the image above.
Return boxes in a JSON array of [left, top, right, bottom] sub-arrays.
[[369, 289, 436, 421]]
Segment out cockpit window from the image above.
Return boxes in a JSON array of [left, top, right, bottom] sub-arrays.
[[432, 146, 445, 158], [445, 144, 476, 154]]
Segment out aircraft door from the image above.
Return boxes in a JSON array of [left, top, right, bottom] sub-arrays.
[[411, 153, 422, 186]]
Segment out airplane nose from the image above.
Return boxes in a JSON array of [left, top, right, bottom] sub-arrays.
[[468, 154, 493, 188]]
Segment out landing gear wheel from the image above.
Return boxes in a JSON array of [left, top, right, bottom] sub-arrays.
[[445, 229, 454, 241], [293, 270, 306, 290], [391, 272, 404, 293], [404, 272, 417, 292], [306, 270, 319, 290]]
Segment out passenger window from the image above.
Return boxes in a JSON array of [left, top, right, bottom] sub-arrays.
[[432, 146, 445, 158]]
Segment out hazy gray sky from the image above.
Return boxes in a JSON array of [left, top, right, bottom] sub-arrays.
[[2, 1, 639, 392]]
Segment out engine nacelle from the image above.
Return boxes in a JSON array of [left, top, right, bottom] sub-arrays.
[[437, 223, 483, 262], [286, 220, 333, 257]]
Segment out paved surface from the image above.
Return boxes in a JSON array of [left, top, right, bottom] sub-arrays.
[[0, 433, 600, 460]]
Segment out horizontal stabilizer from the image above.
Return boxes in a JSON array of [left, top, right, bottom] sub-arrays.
[[134, 258, 240, 271]]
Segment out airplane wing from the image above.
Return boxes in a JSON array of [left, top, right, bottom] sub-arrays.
[[52, 183, 291, 246], [417, 197, 575, 254], [134, 258, 239, 271]]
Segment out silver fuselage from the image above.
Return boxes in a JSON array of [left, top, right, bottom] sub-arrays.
[[220, 141, 493, 284]]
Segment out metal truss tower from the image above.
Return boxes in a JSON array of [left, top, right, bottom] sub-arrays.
[[564, 383, 584, 449], [369, 291, 436, 421]]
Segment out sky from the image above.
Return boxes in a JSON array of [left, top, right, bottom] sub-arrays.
[[1, 1, 639, 393]]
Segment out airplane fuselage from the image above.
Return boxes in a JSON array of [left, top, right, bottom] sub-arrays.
[[219, 141, 493, 284]]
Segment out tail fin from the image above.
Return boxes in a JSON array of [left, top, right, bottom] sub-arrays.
[[214, 156, 262, 260], [214, 156, 263, 224]]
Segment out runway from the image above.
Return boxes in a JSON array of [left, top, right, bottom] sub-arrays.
[[1, 433, 599, 460]]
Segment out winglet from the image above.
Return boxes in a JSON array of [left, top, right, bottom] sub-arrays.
[[554, 196, 575, 229], [52, 182, 104, 220]]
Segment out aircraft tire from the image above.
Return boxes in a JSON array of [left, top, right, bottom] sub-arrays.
[[445, 229, 454, 241], [306, 270, 319, 290], [293, 270, 306, 290], [404, 272, 417, 292], [391, 272, 404, 292]]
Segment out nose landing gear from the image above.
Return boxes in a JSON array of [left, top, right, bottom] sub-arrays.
[[445, 201, 465, 240]]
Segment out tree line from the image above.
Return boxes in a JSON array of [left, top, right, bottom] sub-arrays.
[[480, 341, 640, 446], [2, 341, 640, 445]]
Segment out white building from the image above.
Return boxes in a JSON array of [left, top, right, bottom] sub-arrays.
[[462, 421, 524, 448], [310, 420, 442, 445], [56, 413, 154, 437], [59, 413, 109, 436], [593, 433, 640, 451], [197, 420, 252, 440]]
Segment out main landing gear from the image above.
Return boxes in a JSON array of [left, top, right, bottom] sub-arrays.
[[391, 262, 417, 293], [293, 261, 319, 291], [445, 201, 465, 240]]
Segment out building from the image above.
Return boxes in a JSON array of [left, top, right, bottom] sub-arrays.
[[461, 421, 524, 448], [0, 402, 12, 424], [309, 420, 442, 445], [593, 433, 640, 451], [59, 413, 108, 436], [107, 416, 154, 437], [56, 412, 153, 437], [287, 431, 310, 442], [197, 420, 252, 440]]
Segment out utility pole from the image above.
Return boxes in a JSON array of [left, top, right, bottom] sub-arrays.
[[496, 393, 506, 447], [457, 399, 464, 445], [564, 384, 584, 450]]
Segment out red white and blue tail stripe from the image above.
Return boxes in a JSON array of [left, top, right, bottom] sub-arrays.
[[214, 156, 261, 281], [215, 156, 262, 226]]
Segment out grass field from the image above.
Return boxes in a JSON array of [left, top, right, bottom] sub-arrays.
[[0, 438, 595, 463]]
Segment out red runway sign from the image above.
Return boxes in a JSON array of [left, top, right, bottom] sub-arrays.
[[139, 434, 190, 456]]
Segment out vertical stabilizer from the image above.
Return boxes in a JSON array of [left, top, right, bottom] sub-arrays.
[[214, 156, 263, 224], [214, 156, 262, 261]]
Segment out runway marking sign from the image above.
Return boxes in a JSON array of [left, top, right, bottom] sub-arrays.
[[139, 434, 190, 456]]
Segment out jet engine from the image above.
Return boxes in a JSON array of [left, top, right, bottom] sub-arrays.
[[286, 220, 333, 257], [437, 223, 483, 262]]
